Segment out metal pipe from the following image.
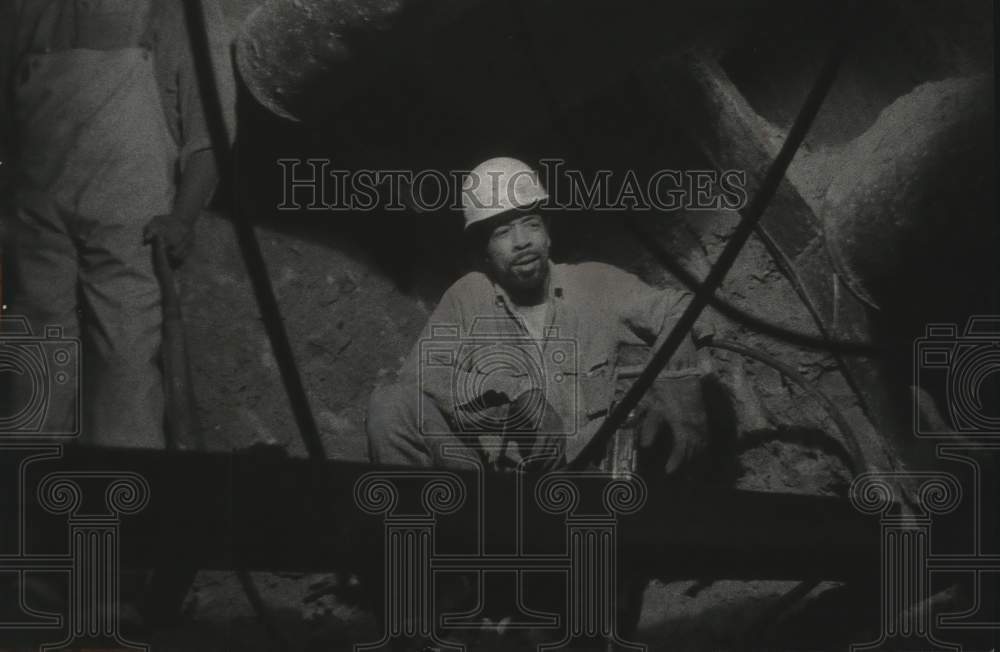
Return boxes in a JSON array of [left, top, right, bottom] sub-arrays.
[[181, 0, 328, 464], [234, 0, 479, 121], [234, 0, 775, 123], [177, 3, 321, 647]]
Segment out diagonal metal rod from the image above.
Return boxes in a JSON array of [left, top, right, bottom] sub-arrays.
[[177, 3, 319, 650], [230, 145, 327, 463], [624, 217, 878, 355], [571, 8, 858, 470], [180, 0, 326, 464]]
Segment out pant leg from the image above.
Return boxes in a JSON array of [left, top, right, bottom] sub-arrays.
[[366, 383, 483, 470], [4, 190, 81, 437], [76, 219, 164, 448]]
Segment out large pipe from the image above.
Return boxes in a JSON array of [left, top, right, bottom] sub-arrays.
[[822, 75, 994, 311], [234, 0, 765, 123], [235, 0, 479, 122]]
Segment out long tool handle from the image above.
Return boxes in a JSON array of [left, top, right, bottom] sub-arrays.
[[153, 237, 201, 451]]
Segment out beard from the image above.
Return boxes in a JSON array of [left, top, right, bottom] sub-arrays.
[[502, 253, 549, 299]]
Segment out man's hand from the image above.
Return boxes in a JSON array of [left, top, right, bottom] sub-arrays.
[[635, 376, 708, 476], [478, 375, 535, 409], [144, 213, 195, 265], [506, 387, 562, 433], [505, 387, 565, 470], [142, 147, 218, 266]]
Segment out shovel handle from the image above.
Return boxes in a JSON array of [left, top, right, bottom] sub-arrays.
[[152, 236, 201, 451]]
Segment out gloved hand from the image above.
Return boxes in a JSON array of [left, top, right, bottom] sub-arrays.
[[503, 387, 565, 471], [144, 213, 195, 265], [634, 375, 708, 476]]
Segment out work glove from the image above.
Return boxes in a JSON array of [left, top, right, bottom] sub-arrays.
[[144, 213, 195, 265], [634, 374, 709, 476], [488, 387, 566, 472]]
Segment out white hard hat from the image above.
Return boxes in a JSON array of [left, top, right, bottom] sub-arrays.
[[462, 157, 549, 230]]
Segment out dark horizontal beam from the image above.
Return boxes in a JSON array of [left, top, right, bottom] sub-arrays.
[[3, 445, 881, 581]]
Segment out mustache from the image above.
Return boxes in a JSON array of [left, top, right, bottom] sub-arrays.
[[511, 251, 542, 265]]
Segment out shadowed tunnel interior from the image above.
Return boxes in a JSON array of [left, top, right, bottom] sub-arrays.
[[0, 0, 996, 649]]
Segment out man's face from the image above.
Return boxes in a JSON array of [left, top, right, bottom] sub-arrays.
[[484, 212, 551, 294]]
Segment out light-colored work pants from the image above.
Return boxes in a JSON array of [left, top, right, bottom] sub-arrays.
[[7, 47, 176, 447]]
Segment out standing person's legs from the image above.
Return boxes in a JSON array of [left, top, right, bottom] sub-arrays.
[[5, 190, 81, 437], [76, 217, 164, 448], [1, 191, 81, 632]]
